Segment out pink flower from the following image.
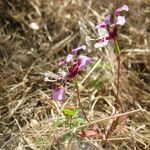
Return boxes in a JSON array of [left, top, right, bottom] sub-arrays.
[[94, 5, 129, 48], [77, 55, 91, 71], [52, 87, 66, 101], [57, 46, 91, 79], [67, 55, 91, 78], [52, 46, 91, 100], [59, 45, 87, 66]]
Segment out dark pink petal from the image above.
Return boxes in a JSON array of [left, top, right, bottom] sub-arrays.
[[106, 26, 118, 40], [67, 62, 78, 78], [77, 55, 91, 71], [71, 45, 86, 55], [115, 5, 129, 16], [52, 87, 66, 101]]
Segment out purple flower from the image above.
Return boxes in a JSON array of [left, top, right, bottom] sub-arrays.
[[66, 55, 91, 78], [52, 46, 91, 100], [77, 55, 91, 71], [59, 56, 91, 78], [94, 5, 129, 48], [52, 87, 66, 101], [57, 45, 91, 79], [59, 45, 87, 66]]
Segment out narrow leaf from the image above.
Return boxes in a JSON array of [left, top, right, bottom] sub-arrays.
[[74, 79, 79, 89], [114, 40, 120, 54]]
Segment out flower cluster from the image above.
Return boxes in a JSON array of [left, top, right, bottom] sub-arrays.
[[52, 45, 91, 101], [51, 5, 129, 101], [94, 5, 129, 48]]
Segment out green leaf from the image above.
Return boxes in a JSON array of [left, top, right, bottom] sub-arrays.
[[72, 118, 85, 127], [62, 108, 80, 117], [74, 79, 79, 89], [114, 40, 120, 54]]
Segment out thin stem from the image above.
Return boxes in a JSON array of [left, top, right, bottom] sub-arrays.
[[116, 53, 122, 108], [114, 40, 122, 109], [74, 78, 91, 126]]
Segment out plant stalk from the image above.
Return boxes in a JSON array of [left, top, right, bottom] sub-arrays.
[[74, 79, 91, 126], [114, 40, 122, 109]]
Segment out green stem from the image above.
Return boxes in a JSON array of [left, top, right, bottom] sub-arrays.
[[114, 40, 122, 109]]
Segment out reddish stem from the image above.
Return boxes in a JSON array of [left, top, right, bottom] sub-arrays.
[[76, 85, 91, 126]]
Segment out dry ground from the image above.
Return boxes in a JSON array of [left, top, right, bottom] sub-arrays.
[[0, 0, 150, 149]]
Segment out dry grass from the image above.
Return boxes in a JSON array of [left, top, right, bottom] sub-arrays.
[[0, 0, 150, 149]]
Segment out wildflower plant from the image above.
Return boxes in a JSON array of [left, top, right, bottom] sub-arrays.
[[52, 45, 92, 125], [94, 5, 129, 109], [51, 4, 129, 140]]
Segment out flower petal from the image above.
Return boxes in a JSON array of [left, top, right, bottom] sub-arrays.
[[94, 38, 109, 48], [115, 5, 129, 16], [71, 45, 86, 55], [106, 26, 118, 40], [77, 55, 91, 71], [66, 54, 73, 62], [52, 87, 66, 101], [67, 62, 78, 78], [116, 16, 126, 25], [96, 15, 111, 29], [104, 15, 111, 24], [95, 22, 107, 29]]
